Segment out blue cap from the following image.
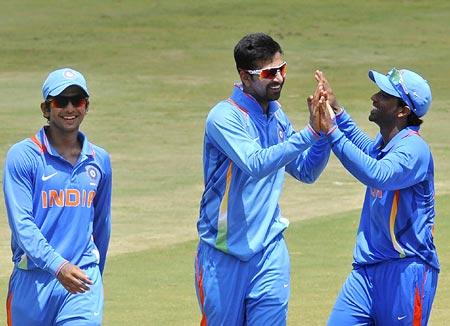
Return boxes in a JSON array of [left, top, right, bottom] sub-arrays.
[[368, 68, 432, 117], [42, 68, 89, 100]]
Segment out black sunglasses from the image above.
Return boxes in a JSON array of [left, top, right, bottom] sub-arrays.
[[46, 95, 88, 108]]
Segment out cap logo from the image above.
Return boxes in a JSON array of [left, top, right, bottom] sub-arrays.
[[63, 70, 76, 79]]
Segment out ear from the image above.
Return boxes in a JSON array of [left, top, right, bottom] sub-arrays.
[[239, 70, 253, 87], [40, 102, 50, 118], [397, 105, 411, 118], [85, 99, 90, 113]]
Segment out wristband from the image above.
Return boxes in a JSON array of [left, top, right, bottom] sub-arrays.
[[56, 260, 69, 276]]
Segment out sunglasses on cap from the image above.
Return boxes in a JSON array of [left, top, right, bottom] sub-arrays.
[[46, 95, 88, 108], [387, 68, 415, 112], [242, 61, 287, 80]]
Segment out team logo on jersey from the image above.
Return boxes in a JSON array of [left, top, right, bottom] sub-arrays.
[[86, 166, 100, 181], [278, 128, 285, 141]]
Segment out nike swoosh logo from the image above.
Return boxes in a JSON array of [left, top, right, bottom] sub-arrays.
[[42, 172, 57, 181], [397, 315, 407, 320]]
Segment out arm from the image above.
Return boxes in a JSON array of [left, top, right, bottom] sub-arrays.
[[328, 128, 429, 190], [335, 110, 374, 153], [206, 104, 319, 179], [3, 146, 66, 275], [92, 153, 112, 275]]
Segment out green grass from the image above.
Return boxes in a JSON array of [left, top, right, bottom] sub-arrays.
[[98, 194, 449, 325], [0, 0, 450, 324]]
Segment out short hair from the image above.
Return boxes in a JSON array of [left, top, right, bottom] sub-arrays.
[[398, 98, 423, 126], [234, 33, 283, 71]]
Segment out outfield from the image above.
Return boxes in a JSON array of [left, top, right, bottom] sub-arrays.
[[0, 1, 449, 324]]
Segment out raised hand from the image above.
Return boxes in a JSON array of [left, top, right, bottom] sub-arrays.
[[307, 81, 326, 133], [315, 70, 342, 114], [56, 262, 93, 294], [318, 99, 337, 133]]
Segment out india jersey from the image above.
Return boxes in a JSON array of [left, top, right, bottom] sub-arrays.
[[3, 127, 112, 275], [331, 111, 439, 270], [197, 85, 330, 261]]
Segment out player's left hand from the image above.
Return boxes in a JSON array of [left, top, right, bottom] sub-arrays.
[[56, 262, 93, 294]]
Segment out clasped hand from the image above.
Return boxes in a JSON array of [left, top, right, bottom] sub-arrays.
[[307, 70, 340, 134]]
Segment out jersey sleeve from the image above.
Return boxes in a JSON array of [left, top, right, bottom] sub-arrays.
[[336, 110, 374, 153], [3, 145, 66, 275], [92, 152, 112, 275], [284, 117, 331, 183], [328, 128, 430, 190], [206, 104, 319, 179]]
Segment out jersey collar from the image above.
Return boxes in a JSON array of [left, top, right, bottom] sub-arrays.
[[380, 126, 421, 153], [34, 127, 95, 157], [230, 84, 280, 118]]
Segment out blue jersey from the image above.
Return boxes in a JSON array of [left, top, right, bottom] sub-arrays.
[[330, 111, 439, 270], [3, 127, 112, 275], [197, 84, 330, 261]]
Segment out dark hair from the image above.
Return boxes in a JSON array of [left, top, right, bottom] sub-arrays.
[[398, 98, 423, 126], [234, 33, 283, 70]]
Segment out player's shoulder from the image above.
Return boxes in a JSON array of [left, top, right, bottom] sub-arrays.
[[6, 138, 42, 160], [207, 99, 248, 124], [89, 143, 111, 164], [4, 138, 41, 172], [401, 131, 429, 149]]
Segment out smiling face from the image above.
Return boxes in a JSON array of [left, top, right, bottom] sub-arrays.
[[240, 52, 285, 112], [41, 85, 89, 134], [369, 90, 403, 127]]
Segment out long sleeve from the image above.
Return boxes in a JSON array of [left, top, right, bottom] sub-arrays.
[[285, 130, 330, 184], [328, 128, 430, 190], [3, 146, 66, 275], [336, 110, 374, 153], [206, 103, 318, 179], [92, 154, 112, 275]]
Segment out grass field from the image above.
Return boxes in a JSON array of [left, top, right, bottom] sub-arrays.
[[0, 0, 449, 325]]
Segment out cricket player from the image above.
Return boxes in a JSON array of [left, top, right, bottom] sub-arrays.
[[314, 68, 439, 325], [194, 33, 331, 325], [4, 68, 112, 325]]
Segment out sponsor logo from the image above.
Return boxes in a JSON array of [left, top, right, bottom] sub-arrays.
[[397, 315, 407, 321], [42, 172, 58, 181], [371, 188, 383, 199]]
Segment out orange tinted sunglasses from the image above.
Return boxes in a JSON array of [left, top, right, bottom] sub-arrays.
[[243, 61, 287, 80]]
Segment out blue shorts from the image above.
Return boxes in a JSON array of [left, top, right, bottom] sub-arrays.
[[195, 234, 290, 326], [327, 258, 438, 325], [7, 264, 104, 326]]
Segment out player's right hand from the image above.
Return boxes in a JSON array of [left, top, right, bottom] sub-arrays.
[[56, 262, 93, 294], [314, 70, 342, 114]]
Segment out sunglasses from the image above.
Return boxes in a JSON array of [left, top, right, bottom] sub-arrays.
[[243, 61, 287, 80], [387, 68, 415, 112], [47, 95, 88, 108]]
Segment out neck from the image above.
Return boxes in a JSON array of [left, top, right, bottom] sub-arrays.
[[379, 122, 408, 145], [46, 126, 79, 148], [242, 85, 269, 114]]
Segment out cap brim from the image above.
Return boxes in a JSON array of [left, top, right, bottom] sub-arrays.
[[368, 70, 399, 98], [48, 82, 90, 97]]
